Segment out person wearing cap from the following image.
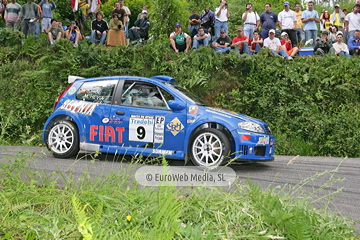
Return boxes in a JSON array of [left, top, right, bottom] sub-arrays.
[[90, 11, 108, 45], [107, 13, 126, 46], [331, 4, 345, 33], [214, 0, 229, 39], [280, 32, 299, 57], [330, 31, 350, 57], [344, 4, 360, 40], [347, 29, 360, 56], [278, 1, 297, 47], [230, 27, 249, 54], [242, 3, 260, 40], [264, 29, 292, 60], [128, 10, 150, 44], [170, 23, 191, 53], [294, 3, 304, 44], [259, 3, 279, 40], [65, 21, 81, 47], [301, 1, 320, 47], [39, 0, 56, 33], [192, 27, 209, 49], [314, 30, 332, 56], [137, 5, 149, 20], [211, 28, 231, 53], [249, 30, 263, 55]]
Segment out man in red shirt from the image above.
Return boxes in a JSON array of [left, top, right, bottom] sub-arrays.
[[230, 27, 249, 54], [249, 30, 263, 54]]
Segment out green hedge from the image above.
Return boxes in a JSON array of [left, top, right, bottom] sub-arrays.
[[0, 28, 359, 157]]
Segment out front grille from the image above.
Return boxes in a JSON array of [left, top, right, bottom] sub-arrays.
[[264, 125, 272, 135], [240, 145, 248, 155], [254, 146, 266, 156]]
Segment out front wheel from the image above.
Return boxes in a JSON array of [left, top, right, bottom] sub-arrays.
[[189, 128, 231, 168], [47, 120, 79, 158]]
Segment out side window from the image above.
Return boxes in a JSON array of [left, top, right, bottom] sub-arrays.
[[121, 81, 174, 109], [76, 80, 117, 104]]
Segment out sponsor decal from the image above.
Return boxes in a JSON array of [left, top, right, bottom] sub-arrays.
[[238, 132, 250, 135], [59, 100, 99, 116], [167, 117, 184, 136], [90, 125, 124, 143], [222, 109, 237, 115], [68, 87, 76, 95], [257, 136, 269, 145], [129, 115, 155, 142], [188, 105, 198, 115], [152, 149, 174, 155], [187, 120, 194, 123], [154, 116, 165, 143], [205, 109, 232, 118], [103, 118, 124, 124], [102, 118, 109, 124]]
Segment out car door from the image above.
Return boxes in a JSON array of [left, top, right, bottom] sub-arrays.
[[108, 80, 187, 157]]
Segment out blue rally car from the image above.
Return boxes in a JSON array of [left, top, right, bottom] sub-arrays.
[[42, 75, 275, 167]]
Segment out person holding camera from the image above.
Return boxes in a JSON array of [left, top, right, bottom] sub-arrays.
[[242, 3, 259, 40], [65, 21, 81, 47], [45, 18, 63, 45], [214, 0, 229, 39], [107, 13, 126, 46]]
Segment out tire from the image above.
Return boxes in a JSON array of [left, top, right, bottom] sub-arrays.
[[189, 128, 231, 168], [46, 120, 79, 158]]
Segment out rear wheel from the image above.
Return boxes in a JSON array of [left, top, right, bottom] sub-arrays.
[[189, 128, 231, 168], [47, 120, 79, 158]]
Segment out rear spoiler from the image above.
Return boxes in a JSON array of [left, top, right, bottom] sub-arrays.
[[68, 75, 85, 84]]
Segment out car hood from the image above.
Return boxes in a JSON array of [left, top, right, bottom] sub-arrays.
[[202, 107, 266, 125]]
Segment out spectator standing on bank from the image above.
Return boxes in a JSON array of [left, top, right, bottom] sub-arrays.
[[87, 0, 100, 20], [214, 0, 229, 39], [39, 0, 56, 32], [259, 3, 279, 40], [345, 4, 360, 40], [33, 0, 42, 38], [200, 6, 215, 36], [294, 3, 303, 44], [331, 4, 345, 33], [111, 1, 125, 27], [21, 0, 39, 37], [119, 0, 130, 38], [242, 3, 260, 40], [278, 1, 297, 47], [4, 0, 21, 30], [301, 1, 319, 47]]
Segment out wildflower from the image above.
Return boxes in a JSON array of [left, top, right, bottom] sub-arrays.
[[126, 215, 132, 221], [10, 110, 14, 114], [26, 125, 31, 129]]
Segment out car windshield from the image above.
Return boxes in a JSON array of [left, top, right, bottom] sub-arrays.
[[168, 84, 209, 106]]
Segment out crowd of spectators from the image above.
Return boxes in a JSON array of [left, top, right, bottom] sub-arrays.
[[0, 0, 359, 57]]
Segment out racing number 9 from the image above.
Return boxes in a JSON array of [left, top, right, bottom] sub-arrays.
[[137, 126, 146, 140]]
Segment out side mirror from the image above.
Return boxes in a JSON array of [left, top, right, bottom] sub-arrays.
[[168, 100, 186, 111]]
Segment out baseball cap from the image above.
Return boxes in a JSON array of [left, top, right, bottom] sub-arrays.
[[281, 32, 288, 36], [142, 10, 148, 13], [321, 30, 329, 35], [174, 23, 181, 27], [70, 21, 76, 24], [336, 31, 343, 36], [237, 27, 243, 31], [269, 29, 275, 34], [284, 1, 290, 6], [334, 4, 340, 8], [355, 4, 360, 7], [220, 28, 226, 33]]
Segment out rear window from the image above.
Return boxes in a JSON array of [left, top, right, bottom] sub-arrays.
[[76, 80, 117, 104]]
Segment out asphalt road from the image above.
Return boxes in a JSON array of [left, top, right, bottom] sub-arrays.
[[1, 145, 359, 228]]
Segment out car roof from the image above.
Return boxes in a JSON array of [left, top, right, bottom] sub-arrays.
[[68, 75, 175, 85]]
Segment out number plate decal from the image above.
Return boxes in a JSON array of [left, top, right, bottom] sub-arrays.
[[257, 136, 269, 145], [129, 115, 154, 142]]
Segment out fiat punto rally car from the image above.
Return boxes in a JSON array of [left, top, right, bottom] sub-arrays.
[[42, 75, 275, 167]]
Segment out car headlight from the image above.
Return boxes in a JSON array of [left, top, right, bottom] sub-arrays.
[[238, 121, 264, 133]]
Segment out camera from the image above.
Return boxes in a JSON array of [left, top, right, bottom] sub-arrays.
[[225, 3, 228, 6], [118, 25, 122, 28], [73, 26, 77, 29], [246, 8, 250, 10]]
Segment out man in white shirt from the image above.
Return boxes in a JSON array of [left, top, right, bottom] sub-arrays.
[[242, 3, 260, 40], [119, 0, 131, 38], [263, 29, 292, 60], [87, 0, 100, 20], [344, 4, 360, 40], [278, 1, 297, 47], [330, 31, 350, 57], [214, 0, 229, 39]]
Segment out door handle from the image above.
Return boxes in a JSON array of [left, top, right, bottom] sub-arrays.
[[115, 111, 125, 115]]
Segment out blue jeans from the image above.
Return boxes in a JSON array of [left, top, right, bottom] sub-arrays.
[[295, 28, 303, 44], [125, 24, 128, 38], [214, 46, 231, 53], [192, 38, 209, 49], [339, 51, 351, 58], [349, 30, 355, 40], [34, 21, 40, 39], [244, 24, 256, 39], [305, 30, 318, 47], [91, 31, 107, 45], [250, 43, 262, 55], [271, 49, 289, 58], [236, 43, 249, 54], [214, 20, 228, 39]]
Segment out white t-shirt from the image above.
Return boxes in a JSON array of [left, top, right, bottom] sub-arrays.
[[332, 42, 349, 53], [264, 37, 281, 51], [215, 7, 228, 22], [88, 0, 99, 14], [242, 11, 259, 24], [122, 6, 131, 23], [278, 9, 296, 30], [345, 12, 360, 31]]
